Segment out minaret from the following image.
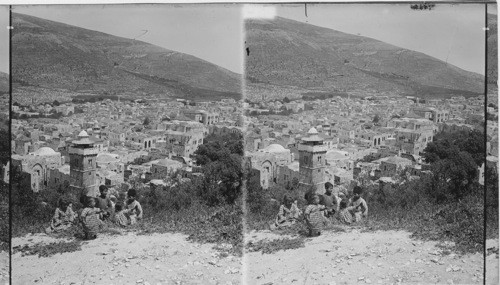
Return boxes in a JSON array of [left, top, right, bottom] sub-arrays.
[[298, 127, 327, 194], [69, 130, 98, 197]]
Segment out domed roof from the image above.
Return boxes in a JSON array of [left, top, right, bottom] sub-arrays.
[[34, 147, 56, 156], [325, 150, 349, 161], [263, 144, 287, 153], [77, 130, 89, 138], [307, 127, 318, 135], [96, 153, 118, 163]]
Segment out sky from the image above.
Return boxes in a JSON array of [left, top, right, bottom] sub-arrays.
[[274, 4, 487, 75], [14, 5, 244, 74], [0, 6, 8, 74]]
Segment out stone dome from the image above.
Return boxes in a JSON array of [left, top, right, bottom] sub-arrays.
[[34, 147, 56, 156], [78, 130, 89, 138], [96, 153, 118, 163], [263, 144, 287, 153], [307, 127, 318, 135]]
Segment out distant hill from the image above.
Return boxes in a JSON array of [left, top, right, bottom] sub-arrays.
[[488, 13, 497, 87], [246, 17, 484, 99], [12, 13, 241, 101]]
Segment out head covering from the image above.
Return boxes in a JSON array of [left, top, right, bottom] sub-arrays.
[[353, 186, 363, 195], [127, 188, 137, 198], [283, 194, 293, 204], [340, 200, 348, 209]]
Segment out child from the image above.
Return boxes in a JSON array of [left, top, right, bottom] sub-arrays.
[[304, 194, 327, 237], [349, 186, 368, 222], [126, 189, 143, 225], [112, 202, 130, 227], [338, 200, 356, 225], [46, 197, 76, 233], [272, 194, 302, 229], [109, 195, 117, 210], [79, 196, 103, 240], [96, 185, 113, 220], [320, 182, 340, 218]]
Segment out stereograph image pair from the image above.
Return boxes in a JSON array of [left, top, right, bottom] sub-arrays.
[[0, 2, 497, 284]]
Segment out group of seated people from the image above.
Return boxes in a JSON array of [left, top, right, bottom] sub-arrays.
[[45, 185, 143, 240], [272, 182, 368, 237]]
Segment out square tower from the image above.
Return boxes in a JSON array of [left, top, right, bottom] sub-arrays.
[[69, 130, 98, 197], [299, 128, 327, 194]]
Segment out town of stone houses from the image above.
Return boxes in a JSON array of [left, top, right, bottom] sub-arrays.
[[9, 97, 243, 196], [9, 92, 496, 200], [245, 94, 495, 193]]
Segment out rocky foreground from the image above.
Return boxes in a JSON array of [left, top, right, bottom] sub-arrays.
[[11, 229, 498, 284], [12, 232, 242, 284], [245, 229, 487, 285]]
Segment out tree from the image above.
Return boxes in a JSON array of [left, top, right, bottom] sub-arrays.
[[283, 97, 290, 103], [53, 100, 60, 106], [430, 151, 479, 200], [143, 116, 151, 126], [192, 132, 244, 206], [372, 114, 380, 123], [422, 129, 485, 167]]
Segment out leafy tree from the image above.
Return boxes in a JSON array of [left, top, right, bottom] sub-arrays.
[[193, 132, 244, 206], [53, 100, 60, 106], [372, 114, 380, 123], [429, 151, 479, 201], [193, 132, 244, 166], [143, 116, 151, 126], [423, 129, 485, 167], [283, 97, 290, 103]]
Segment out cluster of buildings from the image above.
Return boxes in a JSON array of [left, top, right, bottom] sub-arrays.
[[10, 98, 243, 196], [7, 92, 495, 198], [245, 94, 491, 193]]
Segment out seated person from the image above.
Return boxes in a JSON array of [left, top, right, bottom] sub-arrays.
[[304, 194, 327, 237], [337, 200, 356, 225], [349, 186, 368, 222], [272, 194, 302, 229], [320, 182, 340, 218], [96, 185, 113, 220], [46, 197, 76, 233], [79, 197, 103, 240], [126, 189, 143, 224], [112, 202, 130, 227]]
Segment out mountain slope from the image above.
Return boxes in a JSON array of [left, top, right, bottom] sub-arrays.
[[488, 13, 497, 86], [12, 13, 241, 100], [246, 17, 484, 98]]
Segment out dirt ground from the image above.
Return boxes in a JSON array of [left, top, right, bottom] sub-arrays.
[[11, 229, 495, 284], [0, 251, 8, 284], [486, 239, 499, 285], [12, 232, 242, 285], [245, 229, 485, 285]]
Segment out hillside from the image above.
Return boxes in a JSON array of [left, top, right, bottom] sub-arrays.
[[488, 13, 497, 87], [12, 13, 241, 101], [246, 17, 484, 99]]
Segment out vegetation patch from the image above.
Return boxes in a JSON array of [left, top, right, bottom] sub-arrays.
[[246, 237, 306, 254], [13, 240, 82, 258]]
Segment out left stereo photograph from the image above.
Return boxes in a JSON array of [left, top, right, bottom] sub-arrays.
[[0, 4, 8, 285], [10, 5, 245, 284]]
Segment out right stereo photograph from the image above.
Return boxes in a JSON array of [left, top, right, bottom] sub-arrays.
[[242, 3, 498, 285]]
